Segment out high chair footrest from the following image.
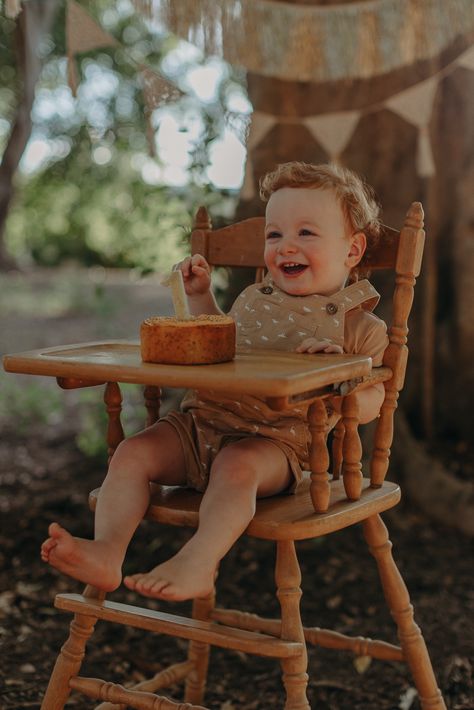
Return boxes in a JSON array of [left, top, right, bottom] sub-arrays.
[[55, 593, 303, 659], [70, 676, 208, 709]]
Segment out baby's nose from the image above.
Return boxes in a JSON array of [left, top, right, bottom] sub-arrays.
[[278, 236, 297, 253]]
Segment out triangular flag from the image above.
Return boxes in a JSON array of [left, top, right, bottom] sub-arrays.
[[240, 112, 277, 201], [304, 111, 361, 160], [457, 45, 474, 71], [66, 0, 118, 56], [139, 65, 184, 111], [67, 55, 79, 98], [66, 0, 118, 96], [386, 76, 438, 177], [417, 126, 436, 178], [385, 76, 438, 129], [245, 111, 277, 151], [139, 66, 185, 157]]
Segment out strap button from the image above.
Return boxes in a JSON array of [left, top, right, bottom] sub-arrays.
[[326, 302, 338, 315], [260, 286, 273, 294]]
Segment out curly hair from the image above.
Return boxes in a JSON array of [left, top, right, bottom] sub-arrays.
[[259, 161, 382, 278]]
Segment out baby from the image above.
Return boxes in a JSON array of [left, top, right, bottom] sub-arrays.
[[41, 162, 388, 602]]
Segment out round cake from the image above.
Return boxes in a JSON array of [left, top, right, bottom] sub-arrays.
[[140, 314, 236, 365]]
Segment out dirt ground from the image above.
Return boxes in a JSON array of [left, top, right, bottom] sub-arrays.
[[0, 269, 473, 709]]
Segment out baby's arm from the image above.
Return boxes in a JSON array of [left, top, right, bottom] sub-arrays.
[[327, 311, 388, 424], [174, 254, 223, 316], [328, 383, 385, 424], [296, 338, 384, 422]]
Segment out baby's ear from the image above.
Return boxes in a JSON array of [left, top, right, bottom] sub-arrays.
[[346, 232, 366, 267]]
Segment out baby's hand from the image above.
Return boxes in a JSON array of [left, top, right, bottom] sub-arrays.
[[173, 254, 211, 296], [296, 338, 344, 354]]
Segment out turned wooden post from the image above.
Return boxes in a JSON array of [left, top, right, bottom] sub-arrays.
[[144, 385, 162, 426], [363, 515, 445, 709], [276, 541, 309, 710], [104, 382, 125, 464], [194, 206, 212, 231], [371, 203, 425, 487], [331, 419, 344, 480], [95, 663, 195, 709], [185, 589, 216, 705], [40, 586, 105, 710], [191, 206, 212, 260], [341, 393, 363, 500], [70, 676, 207, 709], [307, 399, 330, 512]]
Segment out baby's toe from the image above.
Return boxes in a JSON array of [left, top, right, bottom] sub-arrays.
[[41, 538, 56, 557], [123, 574, 140, 590]]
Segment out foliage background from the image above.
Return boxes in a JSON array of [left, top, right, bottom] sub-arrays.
[[0, 0, 247, 272]]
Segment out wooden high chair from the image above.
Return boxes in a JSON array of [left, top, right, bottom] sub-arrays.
[[40, 202, 446, 710]]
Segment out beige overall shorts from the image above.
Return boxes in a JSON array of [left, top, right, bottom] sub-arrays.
[[162, 276, 388, 492]]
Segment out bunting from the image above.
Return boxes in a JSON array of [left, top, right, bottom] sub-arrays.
[[6, 0, 474, 171], [62, 0, 185, 155], [240, 44, 474, 198]]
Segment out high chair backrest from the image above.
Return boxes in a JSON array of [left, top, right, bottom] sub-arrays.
[[191, 204, 424, 275], [192, 208, 266, 270], [191, 202, 425, 488]]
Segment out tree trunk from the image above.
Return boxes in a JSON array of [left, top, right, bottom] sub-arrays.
[[0, 0, 60, 270]]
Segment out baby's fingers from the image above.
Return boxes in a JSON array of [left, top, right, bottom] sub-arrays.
[[296, 338, 325, 353], [173, 257, 192, 279], [296, 339, 343, 354], [190, 253, 211, 272], [191, 263, 211, 278], [323, 343, 343, 354]]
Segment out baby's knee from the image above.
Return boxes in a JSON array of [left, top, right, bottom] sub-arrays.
[[110, 437, 136, 463], [211, 448, 260, 488], [109, 436, 155, 477]]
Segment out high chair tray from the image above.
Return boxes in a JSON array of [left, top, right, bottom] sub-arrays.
[[3, 340, 372, 403]]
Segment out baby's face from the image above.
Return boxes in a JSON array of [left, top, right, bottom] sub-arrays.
[[263, 187, 364, 297]]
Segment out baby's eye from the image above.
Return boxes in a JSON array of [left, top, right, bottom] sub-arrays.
[[265, 231, 281, 240], [299, 228, 316, 237]]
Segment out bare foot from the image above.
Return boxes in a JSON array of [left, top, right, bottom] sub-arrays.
[[124, 548, 216, 602], [41, 522, 122, 592]]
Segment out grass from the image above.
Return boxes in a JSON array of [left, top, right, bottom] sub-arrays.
[[0, 268, 119, 319], [0, 266, 162, 457]]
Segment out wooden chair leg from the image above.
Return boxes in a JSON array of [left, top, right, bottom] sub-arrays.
[[331, 419, 344, 480], [308, 400, 330, 512], [144, 385, 161, 427], [104, 382, 125, 464], [363, 515, 446, 710], [41, 586, 105, 710], [276, 541, 310, 710], [341, 393, 363, 500], [185, 589, 216, 705]]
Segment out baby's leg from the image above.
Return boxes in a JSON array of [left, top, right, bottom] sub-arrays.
[[41, 421, 187, 590], [124, 438, 292, 601]]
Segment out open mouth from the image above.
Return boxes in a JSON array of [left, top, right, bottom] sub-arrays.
[[280, 263, 307, 276]]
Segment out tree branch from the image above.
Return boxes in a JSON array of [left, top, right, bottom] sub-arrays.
[[0, 0, 60, 269]]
